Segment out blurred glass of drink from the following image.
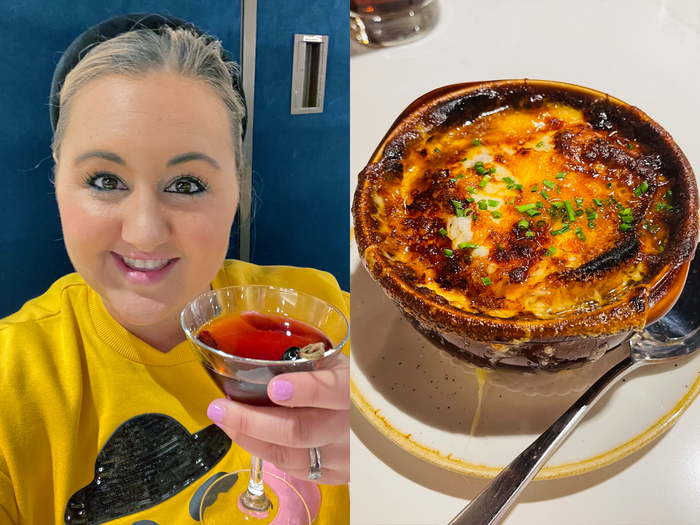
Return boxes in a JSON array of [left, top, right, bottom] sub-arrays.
[[351, 0, 440, 47]]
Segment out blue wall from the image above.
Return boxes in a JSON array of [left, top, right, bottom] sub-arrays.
[[250, 0, 350, 291]]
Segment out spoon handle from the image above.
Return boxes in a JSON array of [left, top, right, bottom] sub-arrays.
[[448, 354, 639, 525]]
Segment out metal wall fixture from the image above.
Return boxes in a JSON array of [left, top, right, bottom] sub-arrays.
[[290, 34, 329, 114]]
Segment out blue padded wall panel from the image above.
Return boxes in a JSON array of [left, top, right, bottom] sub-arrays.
[[0, 1, 240, 318], [250, 0, 350, 291]]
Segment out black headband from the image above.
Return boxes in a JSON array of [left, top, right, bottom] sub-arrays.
[[49, 13, 247, 139]]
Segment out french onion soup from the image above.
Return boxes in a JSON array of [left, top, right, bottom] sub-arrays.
[[353, 80, 699, 371]]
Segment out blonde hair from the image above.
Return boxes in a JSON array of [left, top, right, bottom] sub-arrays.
[[52, 26, 246, 179]]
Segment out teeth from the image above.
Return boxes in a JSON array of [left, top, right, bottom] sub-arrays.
[[122, 256, 171, 271]]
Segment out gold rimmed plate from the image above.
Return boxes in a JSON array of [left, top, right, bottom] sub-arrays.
[[350, 248, 700, 480]]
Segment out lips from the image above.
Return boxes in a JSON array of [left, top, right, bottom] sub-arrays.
[[111, 252, 180, 285], [122, 256, 172, 272]]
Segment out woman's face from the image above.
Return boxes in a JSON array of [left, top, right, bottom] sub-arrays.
[[54, 71, 239, 329]]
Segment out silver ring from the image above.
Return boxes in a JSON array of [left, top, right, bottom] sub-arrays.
[[308, 447, 322, 480]]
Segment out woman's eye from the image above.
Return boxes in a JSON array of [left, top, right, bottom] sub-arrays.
[[86, 173, 127, 191], [164, 177, 207, 195]]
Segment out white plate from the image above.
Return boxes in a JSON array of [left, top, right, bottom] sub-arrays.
[[350, 246, 700, 480]]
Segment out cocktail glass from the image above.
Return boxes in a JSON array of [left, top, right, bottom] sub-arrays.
[[181, 285, 349, 524]]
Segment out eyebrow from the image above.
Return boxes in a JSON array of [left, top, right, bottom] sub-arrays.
[[73, 150, 221, 170], [167, 152, 220, 170], [74, 150, 125, 166]]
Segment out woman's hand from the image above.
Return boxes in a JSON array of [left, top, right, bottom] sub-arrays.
[[206, 354, 350, 485]]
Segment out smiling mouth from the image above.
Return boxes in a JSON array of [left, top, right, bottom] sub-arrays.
[[121, 256, 174, 272]]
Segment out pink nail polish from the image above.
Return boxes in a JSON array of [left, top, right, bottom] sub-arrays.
[[270, 379, 294, 401], [207, 402, 225, 423]]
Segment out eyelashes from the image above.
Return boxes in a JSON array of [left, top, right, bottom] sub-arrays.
[[83, 170, 209, 195]]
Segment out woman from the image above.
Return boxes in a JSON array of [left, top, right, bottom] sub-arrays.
[[0, 16, 349, 525]]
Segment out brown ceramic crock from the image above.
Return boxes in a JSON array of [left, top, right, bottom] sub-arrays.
[[353, 79, 699, 371]]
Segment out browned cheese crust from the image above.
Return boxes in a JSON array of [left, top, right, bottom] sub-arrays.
[[354, 82, 699, 344]]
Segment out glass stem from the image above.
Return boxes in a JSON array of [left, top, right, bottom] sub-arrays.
[[248, 455, 265, 496], [240, 455, 272, 513]]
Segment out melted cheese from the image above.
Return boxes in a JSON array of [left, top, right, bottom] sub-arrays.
[[371, 103, 673, 320]]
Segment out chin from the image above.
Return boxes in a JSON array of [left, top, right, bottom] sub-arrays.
[[105, 289, 180, 327]]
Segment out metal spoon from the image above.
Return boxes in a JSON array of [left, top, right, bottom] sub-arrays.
[[449, 245, 700, 525]]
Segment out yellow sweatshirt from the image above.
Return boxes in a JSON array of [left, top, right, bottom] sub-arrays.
[[0, 260, 349, 525]]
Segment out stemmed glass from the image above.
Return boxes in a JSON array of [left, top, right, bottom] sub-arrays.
[[181, 285, 349, 524]]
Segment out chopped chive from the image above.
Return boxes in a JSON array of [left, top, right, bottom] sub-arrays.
[[551, 224, 571, 236], [459, 242, 479, 250], [586, 209, 598, 220], [620, 223, 632, 232], [510, 197, 515, 205], [482, 277, 492, 286], [536, 220, 547, 228], [540, 189, 550, 201], [474, 161, 484, 168], [525, 230, 536, 238], [664, 189, 673, 199], [479, 175, 492, 188], [452, 200, 463, 210], [576, 227, 586, 241], [556, 172, 567, 179], [503, 176, 515, 184], [466, 186, 477, 194], [536, 201, 544, 209], [564, 200, 576, 222], [574, 209, 584, 217], [457, 174, 464, 179], [516, 203, 537, 213], [526, 208, 541, 217], [476, 166, 488, 175], [574, 196, 584, 207], [506, 183, 514, 190], [449, 178, 458, 182], [551, 201, 564, 208], [513, 184, 523, 191], [536, 141, 544, 148], [439, 228, 447, 237], [444, 249, 454, 257], [456, 209, 466, 217], [659, 245, 665, 252], [473, 138, 481, 146], [543, 180, 555, 190], [621, 215, 634, 224], [466, 197, 475, 203], [620, 207, 632, 216], [627, 143, 633, 149], [548, 246, 557, 255], [491, 211, 504, 219], [434, 148, 440, 153], [593, 198, 603, 206], [497, 243, 505, 251], [607, 182, 613, 188], [518, 219, 530, 229], [588, 221, 596, 229], [488, 199, 499, 207], [478, 200, 488, 210], [489, 167, 497, 174], [465, 255, 473, 262], [531, 184, 539, 193], [556, 184, 562, 194], [634, 181, 649, 197], [461, 158, 468, 162]]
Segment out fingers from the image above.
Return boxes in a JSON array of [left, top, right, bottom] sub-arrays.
[[267, 354, 349, 410], [227, 431, 349, 485], [208, 400, 349, 448]]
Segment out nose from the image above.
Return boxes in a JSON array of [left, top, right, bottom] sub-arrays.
[[120, 189, 171, 252]]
